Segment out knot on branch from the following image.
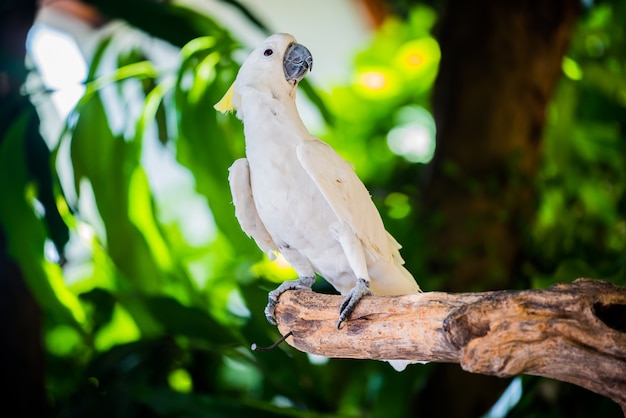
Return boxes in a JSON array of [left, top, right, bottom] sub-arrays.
[[593, 302, 626, 332], [443, 304, 490, 349], [441, 278, 626, 382]]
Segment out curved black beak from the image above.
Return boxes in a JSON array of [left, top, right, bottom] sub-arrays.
[[283, 43, 313, 83]]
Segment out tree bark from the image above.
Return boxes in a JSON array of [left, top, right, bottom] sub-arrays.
[[273, 279, 626, 414]]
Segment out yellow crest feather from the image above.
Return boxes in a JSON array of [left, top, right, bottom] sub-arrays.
[[214, 83, 236, 113]]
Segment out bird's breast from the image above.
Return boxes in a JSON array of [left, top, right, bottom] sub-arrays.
[[243, 122, 339, 250]]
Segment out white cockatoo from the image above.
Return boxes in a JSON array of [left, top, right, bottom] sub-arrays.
[[215, 33, 421, 333]]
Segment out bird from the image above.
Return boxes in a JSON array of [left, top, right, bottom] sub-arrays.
[[214, 33, 421, 333]]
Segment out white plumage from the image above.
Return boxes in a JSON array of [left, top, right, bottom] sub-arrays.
[[215, 34, 420, 340]]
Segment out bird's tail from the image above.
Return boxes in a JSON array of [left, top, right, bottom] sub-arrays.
[[369, 232, 421, 295]]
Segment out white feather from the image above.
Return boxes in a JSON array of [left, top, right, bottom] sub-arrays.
[[228, 158, 278, 256]]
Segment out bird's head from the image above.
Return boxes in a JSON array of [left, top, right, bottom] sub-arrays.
[[214, 33, 313, 114]]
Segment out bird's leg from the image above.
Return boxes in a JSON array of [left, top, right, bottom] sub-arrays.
[[338, 278, 372, 329], [337, 225, 372, 329], [265, 247, 316, 325], [265, 275, 315, 325]]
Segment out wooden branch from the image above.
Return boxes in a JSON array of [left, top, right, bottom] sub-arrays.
[[274, 278, 626, 413]]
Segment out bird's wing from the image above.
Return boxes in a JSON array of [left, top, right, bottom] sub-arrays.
[[296, 139, 390, 259], [228, 158, 278, 257]]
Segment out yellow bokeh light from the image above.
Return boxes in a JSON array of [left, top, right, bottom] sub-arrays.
[[394, 37, 441, 79], [251, 252, 297, 283], [353, 67, 401, 99], [273, 252, 293, 270], [404, 52, 424, 67], [360, 71, 388, 90]]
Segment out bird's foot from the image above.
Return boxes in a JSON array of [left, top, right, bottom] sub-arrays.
[[265, 276, 316, 325], [337, 278, 372, 329]]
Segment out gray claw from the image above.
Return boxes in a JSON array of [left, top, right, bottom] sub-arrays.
[[337, 278, 372, 329], [264, 276, 316, 325], [264, 301, 278, 325]]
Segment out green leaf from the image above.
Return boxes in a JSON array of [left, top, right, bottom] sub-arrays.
[[174, 52, 258, 258], [70, 93, 164, 294], [0, 110, 84, 326], [79, 287, 116, 333]]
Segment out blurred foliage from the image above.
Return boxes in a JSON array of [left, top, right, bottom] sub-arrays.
[[531, 1, 626, 289], [0, 0, 625, 417]]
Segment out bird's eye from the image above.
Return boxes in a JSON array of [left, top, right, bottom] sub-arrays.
[[263, 48, 273, 57]]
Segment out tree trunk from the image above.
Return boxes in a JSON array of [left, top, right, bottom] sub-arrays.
[[430, 0, 580, 290], [0, 2, 50, 416], [0, 231, 49, 417], [272, 279, 626, 415], [424, 0, 581, 415]]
